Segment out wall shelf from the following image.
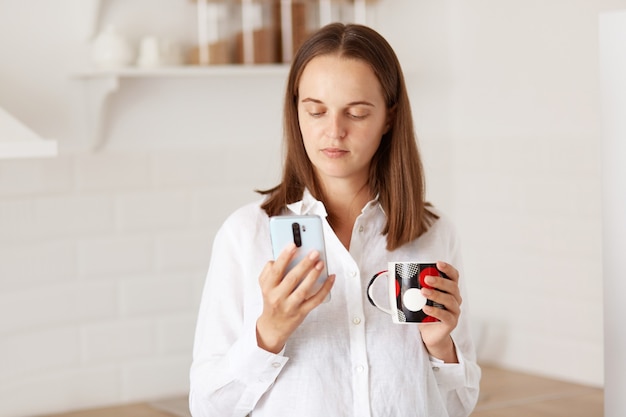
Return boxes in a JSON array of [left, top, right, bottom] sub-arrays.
[[71, 64, 289, 150], [73, 64, 289, 79]]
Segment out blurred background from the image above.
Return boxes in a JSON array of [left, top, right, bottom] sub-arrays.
[[1, 0, 624, 416]]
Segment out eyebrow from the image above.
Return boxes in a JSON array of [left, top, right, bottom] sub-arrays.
[[300, 97, 376, 107]]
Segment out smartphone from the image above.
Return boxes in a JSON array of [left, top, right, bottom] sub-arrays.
[[269, 215, 330, 298]]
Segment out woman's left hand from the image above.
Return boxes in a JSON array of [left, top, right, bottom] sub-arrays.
[[418, 261, 462, 363]]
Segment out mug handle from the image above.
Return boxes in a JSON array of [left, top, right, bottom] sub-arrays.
[[366, 270, 394, 315]]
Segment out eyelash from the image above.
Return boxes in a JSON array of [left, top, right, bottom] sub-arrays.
[[307, 111, 367, 120]]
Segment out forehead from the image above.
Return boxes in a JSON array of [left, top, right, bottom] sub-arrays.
[[297, 54, 384, 103]]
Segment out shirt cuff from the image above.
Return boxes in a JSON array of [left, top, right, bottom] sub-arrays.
[[428, 345, 467, 388], [226, 320, 290, 386]]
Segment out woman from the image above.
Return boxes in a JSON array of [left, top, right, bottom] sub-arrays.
[[190, 23, 480, 417]]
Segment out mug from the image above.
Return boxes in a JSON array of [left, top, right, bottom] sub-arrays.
[[367, 262, 448, 323]]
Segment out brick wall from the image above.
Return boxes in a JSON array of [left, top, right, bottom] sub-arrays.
[[0, 149, 272, 416]]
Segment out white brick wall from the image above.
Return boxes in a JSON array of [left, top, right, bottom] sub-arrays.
[[0, 157, 74, 196], [1, 326, 80, 381], [0, 149, 260, 416], [116, 190, 191, 232], [0, 366, 120, 417], [81, 319, 156, 362], [75, 152, 152, 192], [77, 235, 154, 278]]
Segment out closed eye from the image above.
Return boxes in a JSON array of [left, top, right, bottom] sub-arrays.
[[348, 113, 368, 120]]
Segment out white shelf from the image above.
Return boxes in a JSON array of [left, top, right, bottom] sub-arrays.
[[72, 65, 289, 150], [73, 64, 289, 79]]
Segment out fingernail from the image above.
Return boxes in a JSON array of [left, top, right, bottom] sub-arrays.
[[422, 288, 433, 297], [425, 276, 436, 285], [308, 250, 320, 261], [315, 261, 324, 270]]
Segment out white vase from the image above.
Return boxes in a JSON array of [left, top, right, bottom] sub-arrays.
[[91, 25, 135, 69]]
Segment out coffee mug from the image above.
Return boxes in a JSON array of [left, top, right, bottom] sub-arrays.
[[367, 262, 448, 323]]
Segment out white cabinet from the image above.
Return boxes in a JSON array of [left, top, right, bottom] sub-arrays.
[[0, 107, 57, 159]]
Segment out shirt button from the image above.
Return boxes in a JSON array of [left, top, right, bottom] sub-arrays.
[[272, 362, 282, 368], [356, 365, 365, 373], [358, 226, 364, 232], [350, 270, 357, 277], [352, 317, 361, 325], [432, 366, 440, 372]]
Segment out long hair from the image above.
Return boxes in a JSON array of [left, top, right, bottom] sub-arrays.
[[258, 23, 437, 251]]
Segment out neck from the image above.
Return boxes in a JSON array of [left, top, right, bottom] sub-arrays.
[[319, 179, 372, 248]]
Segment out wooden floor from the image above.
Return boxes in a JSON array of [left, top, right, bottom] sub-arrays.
[[471, 365, 603, 417], [40, 365, 603, 417]]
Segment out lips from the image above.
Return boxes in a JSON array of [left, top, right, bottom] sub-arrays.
[[321, 148, 348, 158]]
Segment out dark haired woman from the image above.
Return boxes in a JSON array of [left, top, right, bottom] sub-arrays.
[[190, 23, 480, 417]]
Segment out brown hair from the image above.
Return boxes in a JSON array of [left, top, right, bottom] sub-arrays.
[[258, 23, 437, 251]]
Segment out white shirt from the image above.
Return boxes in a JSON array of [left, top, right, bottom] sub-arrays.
[[190, 191, 481, 417]]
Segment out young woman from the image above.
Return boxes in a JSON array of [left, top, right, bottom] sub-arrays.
[[190, 23, 480, 417]]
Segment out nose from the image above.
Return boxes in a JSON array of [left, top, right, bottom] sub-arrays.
[[325, 113, 346, 139]]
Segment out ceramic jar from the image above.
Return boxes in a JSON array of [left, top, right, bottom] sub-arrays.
[[91, 25, 135, 68]]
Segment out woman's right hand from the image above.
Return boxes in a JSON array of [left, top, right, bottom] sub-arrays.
[[256, 243, 335, 353]]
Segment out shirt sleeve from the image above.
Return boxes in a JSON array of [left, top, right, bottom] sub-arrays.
[[189, 210, 288, 417], [428, 342, 481, 416], [427, 214, 482, 416]]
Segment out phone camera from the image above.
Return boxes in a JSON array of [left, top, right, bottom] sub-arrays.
[[291, 222, 302, 247]]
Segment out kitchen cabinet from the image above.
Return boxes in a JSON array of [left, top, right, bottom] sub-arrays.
[[0, 107, 58, 159]]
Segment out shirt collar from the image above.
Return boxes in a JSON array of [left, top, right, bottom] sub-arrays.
[[286, 189, 383, 218], [286, 189, 328, 217], [362, 194, 382, 215]]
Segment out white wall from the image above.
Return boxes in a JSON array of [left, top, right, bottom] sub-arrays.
[[0, 0, 621, 416], [599, 9, 626, 417], [444, 0, 626, 387], [377, 0, 623, 386]]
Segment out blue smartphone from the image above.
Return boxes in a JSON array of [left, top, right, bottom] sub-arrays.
[[269, 215, 330, 297]]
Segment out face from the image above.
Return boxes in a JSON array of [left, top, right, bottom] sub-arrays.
[[297, 54, 389, 188]]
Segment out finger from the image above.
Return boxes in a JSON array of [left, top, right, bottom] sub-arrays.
[[421, 287, 461, 314], [423, 275, 461, 303], [436, 261, 459, 282], [279, 249, 322, 295], [290, 256, 328, 300], [302, 273, 336, 310], [268, 242, 298, 285], [423, 304, 458, 326], [258, 261, 275, 287]]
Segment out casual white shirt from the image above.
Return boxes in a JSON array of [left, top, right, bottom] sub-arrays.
[[190, 190, 481, 417]]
